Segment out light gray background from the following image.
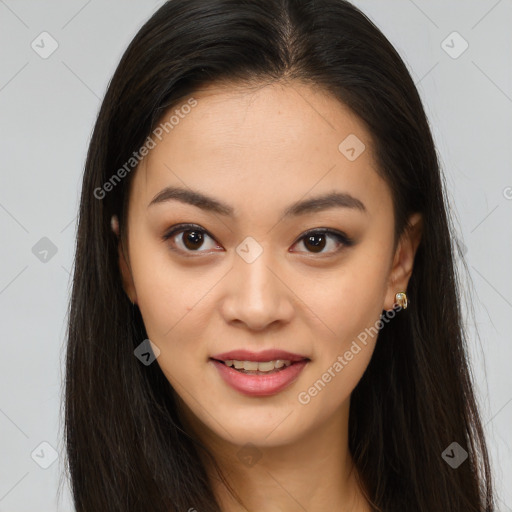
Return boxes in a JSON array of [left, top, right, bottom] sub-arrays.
[[0, 1, 511, 510]]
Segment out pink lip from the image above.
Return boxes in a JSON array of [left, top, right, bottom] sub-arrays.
[[210, 359, 309, 397], [210, 349, 309, 363]]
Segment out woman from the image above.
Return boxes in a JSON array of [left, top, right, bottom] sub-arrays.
[[63, 0, 495, 510]]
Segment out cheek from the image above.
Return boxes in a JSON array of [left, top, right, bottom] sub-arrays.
[[293, 250, 390, 403], [296, 279, 387, 419], [133, 262, 212, 394], [128, 239, 211, 353], [294, 252, 390, 346]]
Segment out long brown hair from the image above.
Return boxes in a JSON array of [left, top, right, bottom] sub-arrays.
[[62, 1, 495, 510]]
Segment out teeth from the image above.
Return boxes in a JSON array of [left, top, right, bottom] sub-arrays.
[[224, 360, 292, 372]]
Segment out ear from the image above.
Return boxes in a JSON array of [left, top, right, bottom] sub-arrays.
[[383, 212, 423, 310], [111, 215, 138, 305]]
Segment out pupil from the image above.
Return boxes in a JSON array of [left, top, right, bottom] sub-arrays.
[[305, 234, 326, 253], [183, 230, 203, 250]]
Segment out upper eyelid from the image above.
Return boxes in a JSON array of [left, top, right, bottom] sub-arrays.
[[163, 223, 215, 241]]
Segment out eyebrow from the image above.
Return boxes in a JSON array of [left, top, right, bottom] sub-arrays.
[[148, 186, 367, 217]]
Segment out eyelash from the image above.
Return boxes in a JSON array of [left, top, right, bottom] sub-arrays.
[[162, 223, 354, 256]]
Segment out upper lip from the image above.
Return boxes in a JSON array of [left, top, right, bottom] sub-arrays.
[[210, 349, 310, 363]]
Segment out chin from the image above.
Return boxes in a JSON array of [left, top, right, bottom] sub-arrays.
[[211, 414, 307, 449]]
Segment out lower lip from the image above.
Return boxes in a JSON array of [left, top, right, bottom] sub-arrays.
[[210, 359, 309, 397]]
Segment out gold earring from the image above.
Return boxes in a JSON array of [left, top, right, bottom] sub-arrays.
[[111, 214, 119, 236], [395, 291, 408, 310]]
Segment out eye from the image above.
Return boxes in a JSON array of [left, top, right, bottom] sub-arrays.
[[162, 224, 221, 254], [162, 224, 353, 256], [291, 228, 353, 255]]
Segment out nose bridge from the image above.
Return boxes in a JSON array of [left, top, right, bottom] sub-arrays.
[[237, 242, 275, 297], [221, 236, 294, 329]]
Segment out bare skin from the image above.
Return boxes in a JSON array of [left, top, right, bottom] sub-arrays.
[[114, 80, 422, 511]]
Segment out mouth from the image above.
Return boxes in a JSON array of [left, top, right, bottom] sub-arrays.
[[209, 357, 308, 375], [208, 350, 311, 396]]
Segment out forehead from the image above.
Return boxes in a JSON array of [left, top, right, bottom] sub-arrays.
[[131, 81, 391, 218]]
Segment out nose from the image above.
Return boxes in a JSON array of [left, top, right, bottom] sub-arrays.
[[219, 247, 295, 331]]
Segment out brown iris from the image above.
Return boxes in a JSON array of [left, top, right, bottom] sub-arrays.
[[182, 230, 205, 250], [303, 233, 326, 253]]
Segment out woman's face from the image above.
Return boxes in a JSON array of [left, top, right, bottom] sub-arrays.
[[118, 81, 421, 449]]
